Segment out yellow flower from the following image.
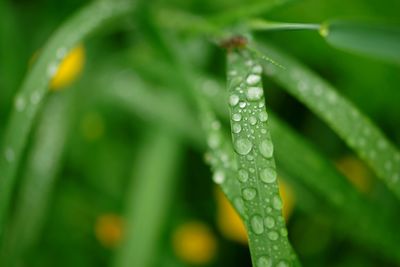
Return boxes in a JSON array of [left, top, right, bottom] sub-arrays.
[[50, 45, 85, 90], [215, 180, 295, 244], [94, 213, 123, 248], [336, 155, 372, 193], [172, 221, 217, 265]]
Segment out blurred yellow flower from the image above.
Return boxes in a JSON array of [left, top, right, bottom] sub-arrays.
[[336, 155, 372, 193], [94, 213, 123, 248], [172, 221, 217, 265], [50, 45, 85, 90], [215, 180, 295, 245]]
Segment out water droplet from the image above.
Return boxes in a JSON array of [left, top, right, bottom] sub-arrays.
[[246, 74, 261, 85], [239, 102, 246, 108], [228, 70, 238, 76], [268, 231, 279, 240], [252, 65, 263, 74], [47, 62, 58, 77], [272, 196, 283, 210], [232, 113, 242, 122], [280, 228, 288, 237], [264, 216, 275, 229], [249, 116, 257, 125], [213, 169, 225, 184], [259, 111, 268, 122], [242, 187, 257, 200], [30, 91, 41, 105], [250, 215, 264, 234], [257, 256, 271, 267], [245, 60, 254, 66], [260, 167, 277, 183], [238, 169, 249, 183], [56, 47, 67, 59], [15, 96, 26, 112], [259, 140, 274, 158], [211, 121, 221, 130], [234, 138, 253, 155], [4, 147, 15, 162], [229, 94, 240, 106], [246, 87, 263, 101], [207, 133, 220, 149], [234, 197, 245, 215], [232, 123, 242, 133], [275, 260, 290, 267]]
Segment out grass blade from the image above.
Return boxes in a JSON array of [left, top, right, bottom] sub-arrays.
[[113, 130, 182, 267], [256, 42, 400, 201], [0, 0, 135, 237], [227, 49, 300, 267], [320, 20, 400, 64], [0, 92, 73, 267]]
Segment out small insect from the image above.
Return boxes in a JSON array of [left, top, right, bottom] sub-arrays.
[[219, 36, 248, 52]]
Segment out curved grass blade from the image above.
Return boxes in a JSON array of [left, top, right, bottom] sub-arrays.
[[0, 0, 136, 237], [0, 92, 73, 267], [227, 50, 300, 267], [320, 20, 400, 64], [256, 42, 400, 201], [113, 130, 182, 267], [269, 114, 400, 262]]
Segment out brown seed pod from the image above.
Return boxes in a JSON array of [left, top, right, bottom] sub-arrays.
[[219, 36, 248, 52]]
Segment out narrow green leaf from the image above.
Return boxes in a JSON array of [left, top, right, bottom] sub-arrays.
[[0, 0, 135, 237], [320, 20, 400, 64], [0, 92, 73, 267], [256, 42, 400, 201], [113, 130, 182, 267], [227, 50, 300, 267]]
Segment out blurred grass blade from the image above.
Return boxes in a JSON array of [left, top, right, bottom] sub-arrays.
[[0, 92, 73, 267], [113, 130, 182, 267], [227, 49, 300, 267], [320, 20, 400, 64], [209, 0, 295, 26], [270, 114, 400, 262], [198, 99, 245, 218], [256, 42, 400, 201], [0, 0, 135, 237]]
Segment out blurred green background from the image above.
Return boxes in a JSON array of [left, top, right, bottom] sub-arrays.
[[0, 0, 400, 266]]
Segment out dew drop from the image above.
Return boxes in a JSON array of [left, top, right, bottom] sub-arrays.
[[259, 140, 274, 158], [257, 256, 271, 267], [239, 102, 246, 108], [232, 113, 242, 122], [252, 65, 263, 74], [234, 138, 253, 155], [259, 111, 269, 122], [232, 123, 242, 133], [242, 187, 257, 200], [268, 231, 279, 240], [229, 94, 240, 106], [213, 169, 225, 184], [280, 228, 288, 237], [4, 147, 15, 163], [260, 167, 277, 183], [246, 87, 263, 101], [238, 169, 249, 183], [246, 74, 261, 85], [207, 133, 220, 149], [264, 216, 275, 229], [250, 215, 264, 234], [234, 197, 245, 215], [211, 121, 221, 130], [47, 62, 58, 77], [249, 116, 257, 125], [15, 96, 26, 112], [56, 47, 67, 59], [272, 196, 283, 210]]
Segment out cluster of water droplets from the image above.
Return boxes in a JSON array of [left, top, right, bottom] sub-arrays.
[[228, 52, 295, 265]]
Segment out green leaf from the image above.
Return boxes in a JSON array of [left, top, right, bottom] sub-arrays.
[[0, 92, 73, 267], [113, 130, 182, 267], [0, 0, 135, 237], [256, 42, 400, 201], [320, 20, 400, 64], [226, 49, 300, 267]]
